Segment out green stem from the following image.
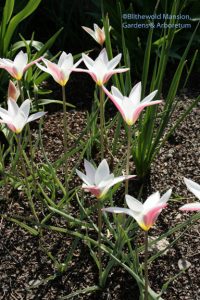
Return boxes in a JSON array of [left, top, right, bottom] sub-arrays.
[[144, 230, 149, 300], [17, 80, 24, 102], [16, 134, 39, 222], [62, 85, 68, 196], [18, 80, 38, 198], [98, 200, 103, 286], [27, 125, 39, 198], [99, 86, 105, 160], [125, 125, 131, 194]]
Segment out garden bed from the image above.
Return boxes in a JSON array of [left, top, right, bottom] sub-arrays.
[[0, 81, 199, 299]]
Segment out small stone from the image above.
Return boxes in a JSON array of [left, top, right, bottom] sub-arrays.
[[28, 279, 42, 288], [178, 258, 191, 270], [148, 236, 170, 255]]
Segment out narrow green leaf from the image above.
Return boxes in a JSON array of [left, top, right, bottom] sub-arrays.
[[4, 0, 42, 54]]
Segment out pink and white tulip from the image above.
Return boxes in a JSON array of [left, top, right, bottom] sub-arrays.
[[103, 82, 162, 126], [179, 178, 200, 211], [76, 159, 135, 199], [103, 189, 172, 231], [36, 52, 81, 86], [0, 99, 46, 134], [75, 48, 129, 86], [82, 24, 106, 46], [8, 80, 20, 102], [0, 51, 42, 80]]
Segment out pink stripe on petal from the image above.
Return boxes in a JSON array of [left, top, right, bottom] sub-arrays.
[[144, 204, 167, 230], [103, 68, 129, 84], [102, 85, 126, 121], [45, 61, 62, 81], [89, 72, 98, 83], [132, 100, 162, 124], [179, 203, 200, 211], [0, 65, 19, 79], [8, 81, 19, 101], [83, 186, 101, 198], [24, 56, 43, 72], [7, 123, 17, 133]]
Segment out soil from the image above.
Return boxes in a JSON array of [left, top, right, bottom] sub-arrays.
[[0, 74, 199, 300]]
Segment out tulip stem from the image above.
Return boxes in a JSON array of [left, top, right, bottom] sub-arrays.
[[62, 85, 68, 196], [144, 230, 149, 300], [17, 80, 24, 102], [18, 80, 38, 197], [125, 125, 131, 194], [16, 134, 39, 222], [99, 86, 105, 160], [97, 200, 103, 286]]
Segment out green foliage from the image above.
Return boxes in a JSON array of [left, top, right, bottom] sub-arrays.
[[0, 0, 42, 56], [101, 0, 200, 75], [0, 1, 199, 298], [102, 2, 199, 178]]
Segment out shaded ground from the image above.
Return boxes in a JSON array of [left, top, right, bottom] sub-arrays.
[[0, 78, 199, 299]]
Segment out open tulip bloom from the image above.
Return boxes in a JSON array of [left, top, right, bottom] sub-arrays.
[[102, 82, 162, 125], [179, 178, 200, 211], [103, 189, 172, 231], [74, 48, 129, 86], [0, 99, 46, 134], [0, 51, 42, 80], [82, 23, 106, 46], [36, 52, 82, 86], [76, 159, 135, 199]]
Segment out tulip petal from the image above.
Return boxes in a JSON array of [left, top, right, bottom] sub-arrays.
[[94, 23, 100, 31], [27, 111, 46, 123], [143, 191, 160, 210], [0, 109, 12, 123], [36, 62, 49, 73], [107, 54, 122, 70], [58, 52, 68, 66], [73, 57, 83, 68], [143, 203, 167, 230], [76, 169, 93, 185], [100, 175, 134, 197], [8, 80, 20, 101], [141, 90, 158, 103], [83, 185, 101, 198], [125, 194, 143, 212], [82, 53, 94, 69], [84, 159, 96, 184], [179, 202, 200, 211], [44, 60, 61, 79], [95, 159, 110, 185], [0, 58, 13, 65], [99, 48, 108, 64], [111, 86, 124, 100], [98, 174, 115, 189], [103, 207, 136, 218], [103, 68, 129, 83], [102, 85, 126, 121], [82, 26, 96, 40], [0, 107, 9, 117], [129, 82, 141, 105], [61, 54, 73, 70], [20, 99, 31, 119], [14, 51, 27, 72], [7, 98, 19, 117], [132, 100, 162, 124], [159, 189, 172, 204], [184, 178, 200, 200], [24, 56, 43, 72]]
